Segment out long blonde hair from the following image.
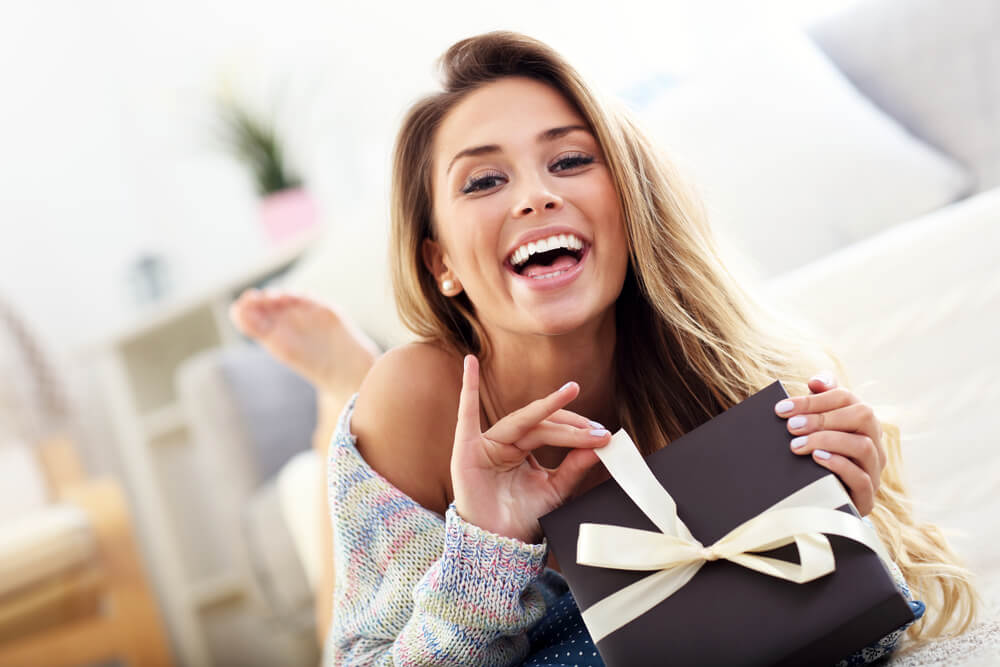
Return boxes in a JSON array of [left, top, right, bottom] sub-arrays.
[[389, 31, 977, 640]]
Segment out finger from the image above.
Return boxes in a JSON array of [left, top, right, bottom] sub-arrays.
[[808, 371, 837, 393], [774, 387, 858, 418], [548, 448, 602, 502], [454, 355, 482, 444], [485, 381, 580, 444], [783, 402, 882, 447], [547, 409, 600, 430], [514, 421, 611, 452], [811, 450, 875, 516], [789, 431, 881, 491]]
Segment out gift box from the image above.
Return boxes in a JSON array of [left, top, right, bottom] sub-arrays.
[[539, 380, 914, 667]]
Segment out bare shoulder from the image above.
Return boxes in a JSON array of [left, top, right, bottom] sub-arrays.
[[351, 341, 463, 514]]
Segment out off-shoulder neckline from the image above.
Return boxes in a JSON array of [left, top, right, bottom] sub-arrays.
[[331, 393, 447, 522]]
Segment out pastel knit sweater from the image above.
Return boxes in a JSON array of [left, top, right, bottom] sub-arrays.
[[323, 395, 921, 666]]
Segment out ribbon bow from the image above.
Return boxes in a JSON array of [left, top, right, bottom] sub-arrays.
[[576, 430, 892, 642]]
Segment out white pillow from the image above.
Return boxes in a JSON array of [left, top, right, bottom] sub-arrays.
[[809, 0, 1000, 193], [636, 27, 971, 279]]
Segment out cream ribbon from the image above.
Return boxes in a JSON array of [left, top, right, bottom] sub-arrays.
[[576, 430, 892, 642]]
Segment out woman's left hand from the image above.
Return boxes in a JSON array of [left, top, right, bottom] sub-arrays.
[[774, 373, 887, 516]]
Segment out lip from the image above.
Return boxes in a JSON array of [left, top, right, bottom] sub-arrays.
[[504, 243, 590, 291], [503, 225, 592, 265]]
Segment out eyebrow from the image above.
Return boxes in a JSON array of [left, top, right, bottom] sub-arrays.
[[445, 124, 591, 175]]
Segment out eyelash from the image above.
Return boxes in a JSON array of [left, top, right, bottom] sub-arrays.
[[460, 153, 595, 194]]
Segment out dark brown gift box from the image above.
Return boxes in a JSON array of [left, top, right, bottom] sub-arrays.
[[539, 380, 914, 667]]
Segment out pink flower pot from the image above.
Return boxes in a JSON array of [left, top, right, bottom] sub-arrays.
[[259, 188, 319, 244]]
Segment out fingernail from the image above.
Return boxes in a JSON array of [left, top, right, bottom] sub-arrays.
[[560, 381, 575, 392], [811, 372, 833, 387], [775, 399, 794, 415], [814, 449, 832, 460], [588, 419, 605, 429], [788, 416, 807, 429], [590, 429, 610, 437], [790, 436, 808, 450]]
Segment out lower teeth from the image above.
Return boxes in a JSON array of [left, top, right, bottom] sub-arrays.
[[531, 269, 567, 280]]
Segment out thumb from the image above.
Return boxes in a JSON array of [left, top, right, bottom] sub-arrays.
[[549, 448, 601, 502], [455, 355, 481, 443]]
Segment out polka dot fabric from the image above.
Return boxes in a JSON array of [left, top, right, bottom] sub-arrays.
[[524, 579, 605, 667]]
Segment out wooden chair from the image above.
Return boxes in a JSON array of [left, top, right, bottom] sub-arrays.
[[0, 437, 173, 666]]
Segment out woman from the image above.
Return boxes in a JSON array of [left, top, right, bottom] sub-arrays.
[[234, 31, 976, 666]]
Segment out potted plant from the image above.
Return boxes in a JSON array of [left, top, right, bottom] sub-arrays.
[[215, 94, 318, 244]]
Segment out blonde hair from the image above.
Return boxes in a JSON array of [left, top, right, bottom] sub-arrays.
[[389, 31, 977, 640]]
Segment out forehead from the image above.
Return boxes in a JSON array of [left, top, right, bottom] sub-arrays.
[[434, 77, 589, 168]]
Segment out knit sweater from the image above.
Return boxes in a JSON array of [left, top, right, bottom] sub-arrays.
[[323, 395, 921, 666]]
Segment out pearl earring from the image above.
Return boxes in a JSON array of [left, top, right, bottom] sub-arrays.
[[442, 279, 454, 292]]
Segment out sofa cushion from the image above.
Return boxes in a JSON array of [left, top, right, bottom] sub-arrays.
[[761, 186, 1000, 607], [276, 449, 321, 592], [218, 343, 317, 482], [809, 0, 1000, 192], [637, 26, 971, 280], [0, 503, 96, 597], [243, 476, 313, 622]]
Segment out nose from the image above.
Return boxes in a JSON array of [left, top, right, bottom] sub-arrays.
[[511, 179, 563, 218]]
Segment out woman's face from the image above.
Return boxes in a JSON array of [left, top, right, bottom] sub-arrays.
[[425, 76, 629, 338]]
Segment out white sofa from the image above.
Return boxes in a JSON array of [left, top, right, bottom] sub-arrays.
[[176, 1, 1000, 663]]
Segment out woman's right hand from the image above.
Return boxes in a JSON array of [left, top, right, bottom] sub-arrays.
[[451, 355, 611, 543]]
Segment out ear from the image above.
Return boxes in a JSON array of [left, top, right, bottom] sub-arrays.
[[422, 237, 462, 295]]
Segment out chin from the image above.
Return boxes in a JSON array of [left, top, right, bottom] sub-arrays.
[[525, 301, 611, 337]]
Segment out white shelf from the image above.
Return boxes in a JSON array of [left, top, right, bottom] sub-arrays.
[[142, 402, 187, 441], [76, 227, 324, 356], [84, 238, 317, 666], [187, 573, 244, 608]]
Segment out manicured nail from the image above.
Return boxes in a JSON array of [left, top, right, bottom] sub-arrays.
[[560, 381, 575, 392], [811, 372, 833, 387], [590, 429, 610, 437], [775, 399, 794, 415], [788, 416, 807, 429], [814, 449, 832, 460], [588, 419, 605, 430], [790, 436, 808, 450]]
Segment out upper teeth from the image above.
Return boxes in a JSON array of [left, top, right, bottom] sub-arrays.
[[509, 234, 584, 267]]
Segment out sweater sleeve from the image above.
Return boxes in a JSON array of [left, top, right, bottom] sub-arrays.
[[329, 507, 548, 667]]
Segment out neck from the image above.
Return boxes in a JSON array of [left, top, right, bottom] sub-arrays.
[[478, 308, 619, 452]]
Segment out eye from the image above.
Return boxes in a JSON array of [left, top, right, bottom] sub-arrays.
[[461, 170, 507, 194], [550, 152, 595, 173]]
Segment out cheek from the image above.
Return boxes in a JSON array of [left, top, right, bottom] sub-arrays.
[[589, 182, 627, 251], [440, 205, 506, 274]]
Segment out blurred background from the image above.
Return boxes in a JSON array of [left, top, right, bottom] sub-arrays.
[[1, 0, 997, 665]]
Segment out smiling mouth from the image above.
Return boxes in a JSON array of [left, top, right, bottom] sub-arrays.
[[516, 248, 583, 279], [507, 234, 587, 280]]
